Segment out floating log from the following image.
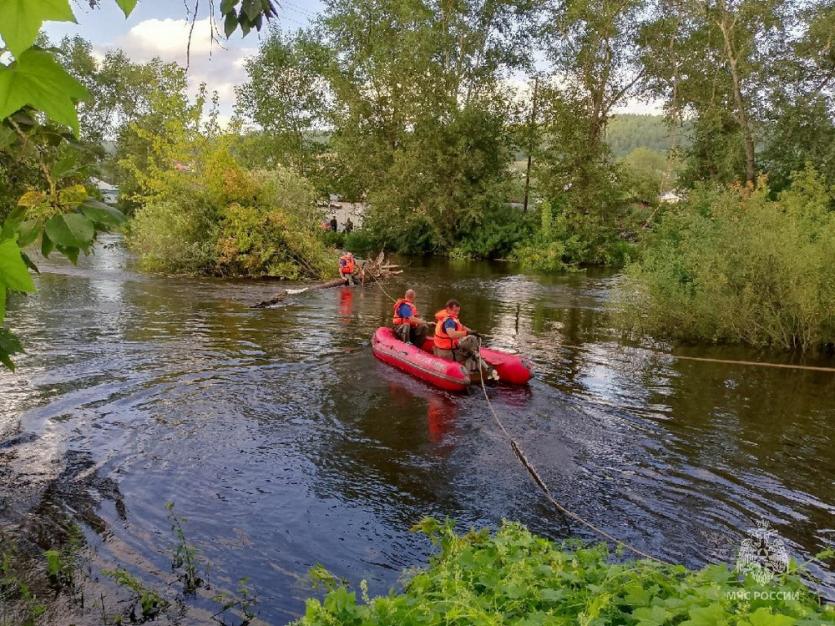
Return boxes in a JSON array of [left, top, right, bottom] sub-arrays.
[[251, 252, 401, 308]]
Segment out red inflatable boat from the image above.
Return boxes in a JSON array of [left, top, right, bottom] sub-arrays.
[[371, 327, 533, 391]]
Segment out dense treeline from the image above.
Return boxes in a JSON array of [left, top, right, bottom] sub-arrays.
[[228, 0, 833, 269]]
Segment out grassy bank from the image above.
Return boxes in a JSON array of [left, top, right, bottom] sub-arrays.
[[296, 519, 834, 625]]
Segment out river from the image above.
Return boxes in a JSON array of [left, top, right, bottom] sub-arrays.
[[1, 235, 833, 623]]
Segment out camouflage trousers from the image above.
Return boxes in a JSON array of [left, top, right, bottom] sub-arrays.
[[394, 322, 430, 346], [433, 335, 482, 373]]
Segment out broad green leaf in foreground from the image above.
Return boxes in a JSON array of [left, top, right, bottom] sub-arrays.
[[115, 0, 138, 18], [0, 49, 89, 135], [0, 0, 76, 57], [0, 328, 23, 371], [45, 213, 95, 251], [80, 200, 127, 228], [0, 238, 35, 293]]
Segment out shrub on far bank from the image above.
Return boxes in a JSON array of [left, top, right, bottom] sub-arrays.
[[127, 146, 332, 279], [615, 165, 835, 351], [449, 205, 535, 260], [512, 201, 640, 272], [295, 519, 834, 625]]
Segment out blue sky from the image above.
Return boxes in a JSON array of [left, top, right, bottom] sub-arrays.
[[44, 0, 323, 121]]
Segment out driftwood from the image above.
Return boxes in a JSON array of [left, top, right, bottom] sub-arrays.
[[251, 252, 402, 308]]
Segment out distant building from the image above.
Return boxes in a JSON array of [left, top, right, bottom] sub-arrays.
[[659, 190, 683, 204], [91, 177, 119, 204]]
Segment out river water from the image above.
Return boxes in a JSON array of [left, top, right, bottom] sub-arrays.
[[1, 236, 833, 623]]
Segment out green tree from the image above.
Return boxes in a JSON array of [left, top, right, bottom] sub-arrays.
[[620, 146, 671, 203], [114, 59, 208, 211], [234, 28, 329, 180], [639, 0, 789, 186], [760, 2, 835, 193], [309, 0, 535, 251]]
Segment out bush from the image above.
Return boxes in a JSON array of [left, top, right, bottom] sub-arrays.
[[615, 165, 835, 351], [449, 205, 535, 260], [295, 519, 834, 625], [127, 145, 333, 279], [128, 197, 217, 273], [511, 201, 638, 272]]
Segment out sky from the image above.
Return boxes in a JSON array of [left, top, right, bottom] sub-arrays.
[[43, 0, 658, 124], [44, 0, 324, 125]]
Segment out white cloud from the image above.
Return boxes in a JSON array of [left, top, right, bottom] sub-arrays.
[[119, 18, 217, 59], [97, 17, 260, 118]]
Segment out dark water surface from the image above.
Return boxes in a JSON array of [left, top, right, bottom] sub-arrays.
[[1, 236, 833, 623]]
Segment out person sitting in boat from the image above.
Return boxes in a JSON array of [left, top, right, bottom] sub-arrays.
[[339, 252, 357, 285], [392, 289, 429, 345], [433, 299, 482, 373]]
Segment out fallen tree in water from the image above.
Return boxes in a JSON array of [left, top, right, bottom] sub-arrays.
[[251, 251, 402, 308]]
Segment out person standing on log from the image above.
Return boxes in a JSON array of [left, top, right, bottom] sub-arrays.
[[392, 289, 429, 345], [339, 252, 357, 285], [433, 299, 482, 373]]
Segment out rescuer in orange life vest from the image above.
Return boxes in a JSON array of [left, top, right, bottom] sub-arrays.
[[339, 252, 357, 285], [433, 299, 486, 375], [392, 289, 430, 345]]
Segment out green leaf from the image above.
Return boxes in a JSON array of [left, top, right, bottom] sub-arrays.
[[220, 0, 239, 14], [80, 200, 126, 227], [17, 221, 40, 247], [0, 0, 76, 57], [681, 604, 727, 626], [744, 608, 796, 626], [238, 13, 252, 37], [57, 244, 79, 264], [51, 146, 81, 180], [0, 49, 89, 136], [41, 232, 54, 257], [0, 284, 5, 321], [242, 0, 261, 21], [0, 327, 24, 371], [224, 11, 239, 38], [45, 213, 94, 250], [114, 0, 138, 17], [0, 238, 35, 293], [633, 606, 671, 626]]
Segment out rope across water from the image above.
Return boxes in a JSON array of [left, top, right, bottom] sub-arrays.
[[475, 338, 669, 564]]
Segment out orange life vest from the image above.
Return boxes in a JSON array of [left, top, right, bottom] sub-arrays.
[[339, 254, 355, 275], [434, 309, 463, 350], [392, 298, 418, 326]]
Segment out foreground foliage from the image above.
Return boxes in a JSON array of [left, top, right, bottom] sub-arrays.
[[296, 519, 834, 625], [616, 166, 835, 351]]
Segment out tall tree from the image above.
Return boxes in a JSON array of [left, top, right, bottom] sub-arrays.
[[639, 0, 788, 186], [312, 0, 534, 246], [234, 28, 329, 177], [534, 0, 647, 218]]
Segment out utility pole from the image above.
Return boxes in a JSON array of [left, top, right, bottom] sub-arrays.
[[522, 76, 539, 213]]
